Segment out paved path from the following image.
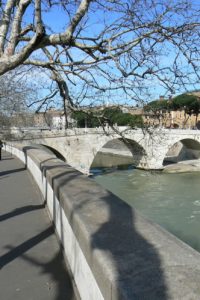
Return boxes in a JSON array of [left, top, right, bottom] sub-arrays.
[[0, 151, 78, 300]]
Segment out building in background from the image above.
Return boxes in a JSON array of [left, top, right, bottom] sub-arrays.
[[4, 91, 200, 130], [9, 109, 76, 129]]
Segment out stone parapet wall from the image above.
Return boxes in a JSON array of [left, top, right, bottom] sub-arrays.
[[4, 143, 200, 299]]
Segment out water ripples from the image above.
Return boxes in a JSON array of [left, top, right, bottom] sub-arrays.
[[95, 169, 200, 252]]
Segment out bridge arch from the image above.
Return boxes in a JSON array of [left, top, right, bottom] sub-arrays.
[[32, 143, 66, 162], [163, 138, 200, 166], [90, 137, 147, 170]]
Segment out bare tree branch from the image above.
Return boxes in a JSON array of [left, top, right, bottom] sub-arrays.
[[0, 0, 200, 119]]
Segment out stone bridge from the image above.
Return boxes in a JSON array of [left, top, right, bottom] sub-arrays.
[[4, 127, 200, 174]]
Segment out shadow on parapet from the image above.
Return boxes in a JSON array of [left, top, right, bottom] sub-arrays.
[[22, 145, 168, 298], [39, 156, 168, 299], [90, 192, 169, 299]]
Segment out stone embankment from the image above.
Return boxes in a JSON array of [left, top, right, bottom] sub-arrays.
[[163, 160, 200, 173]]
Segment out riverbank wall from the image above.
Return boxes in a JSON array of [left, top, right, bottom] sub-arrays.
[[4, 143, 200, 299]]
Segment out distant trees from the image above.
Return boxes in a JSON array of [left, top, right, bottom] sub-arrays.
[[102, 108, 143, 128], [172, 94, 200, 117], [71, 111, 99, 128], [144, 93, 200, 114], [72, 107, 143, 128], [144, 99, 171, 112], [173, 94, 200, 127]]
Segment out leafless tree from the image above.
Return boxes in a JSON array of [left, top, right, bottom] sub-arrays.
[[0, 0, 200, 120], [0, 67, 34, 114]]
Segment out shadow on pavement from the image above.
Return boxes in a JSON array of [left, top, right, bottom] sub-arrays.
[[0, 167, 26, 177], [0, 226, 76, 300], [1, 157, 14, 161], [0, 227, 54, 269], [0, 203, 46, 222]]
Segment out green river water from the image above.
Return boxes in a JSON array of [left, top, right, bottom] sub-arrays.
[[94, 168, 200, 252]]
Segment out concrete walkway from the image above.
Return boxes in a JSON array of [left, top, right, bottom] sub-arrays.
[[0, 151, 78, 300]]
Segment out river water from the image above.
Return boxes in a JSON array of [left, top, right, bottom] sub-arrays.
[[93, 168, 200, 252]]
